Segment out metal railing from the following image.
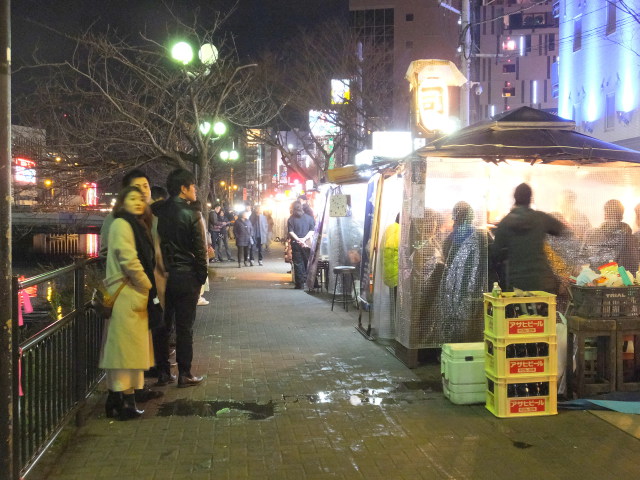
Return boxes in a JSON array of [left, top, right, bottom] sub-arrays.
[[12, 257, 106, 479]]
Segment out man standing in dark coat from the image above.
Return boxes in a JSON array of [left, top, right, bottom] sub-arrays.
[[491, 183, 565, 293], [288, 201, 316, 289], [153, 169, 207, 388]]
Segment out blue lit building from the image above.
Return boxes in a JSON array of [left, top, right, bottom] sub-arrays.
[[558, 0, 640, 150]]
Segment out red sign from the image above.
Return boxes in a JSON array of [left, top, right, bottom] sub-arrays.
[[508, 359, 546, 374], [508, 318, 546, 334], [510, 398, 546, 414]]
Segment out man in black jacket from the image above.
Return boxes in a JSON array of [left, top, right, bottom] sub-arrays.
[[153, 169, 207, 387], [491, 183, 565, 293]]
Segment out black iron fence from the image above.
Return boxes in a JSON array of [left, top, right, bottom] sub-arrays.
[[13, 257, 106, 479]]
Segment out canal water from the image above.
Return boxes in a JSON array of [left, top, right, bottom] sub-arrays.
[[14, 233, 102, 342]]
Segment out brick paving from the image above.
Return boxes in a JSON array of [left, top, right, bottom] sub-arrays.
[[32, 248, 640, 479]]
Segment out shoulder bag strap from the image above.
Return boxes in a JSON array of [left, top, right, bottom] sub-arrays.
[[110, 278, 128, 305]]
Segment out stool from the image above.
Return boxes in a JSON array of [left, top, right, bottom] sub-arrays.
[[331, 266, 359, 312], [616, 318, 640, 391], [567, 316, 617, 399]]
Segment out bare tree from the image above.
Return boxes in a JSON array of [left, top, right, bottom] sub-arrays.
[[16, 10, 281, 205], [248, 18, 393, 184]]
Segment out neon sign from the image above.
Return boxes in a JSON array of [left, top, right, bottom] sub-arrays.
[[13, 157, 36, 184]]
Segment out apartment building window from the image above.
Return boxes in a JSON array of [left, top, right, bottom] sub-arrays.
[[503, 64, 516, 73], [503, 81, 516, 97], [605, 93, 616, 131], [502, 36, 518, 51], [524, 35, 532, 54], [548, 33, 555, 51], [406, 13, 414, 21], [606, 0, 617, 35], [573, 17, 582, 51]]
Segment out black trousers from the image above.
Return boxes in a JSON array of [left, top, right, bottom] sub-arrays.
[[291, 242, 310, 288], [237, 245, 250, 263], [156, 272, 201, 377], [250, 236, 263, 261], [212, 230, 233, 260]]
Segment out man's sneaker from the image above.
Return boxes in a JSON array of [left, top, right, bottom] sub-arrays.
[[197, 296, 209, 306], [258, 261, 263, 266]]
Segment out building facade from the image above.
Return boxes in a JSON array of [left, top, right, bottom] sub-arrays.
[[557, 0, 640, 150], [475, 0, 559, 122], [349, 0, 460, 130]]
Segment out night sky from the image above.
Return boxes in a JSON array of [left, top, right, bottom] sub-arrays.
[[11, 0, 347, 66]]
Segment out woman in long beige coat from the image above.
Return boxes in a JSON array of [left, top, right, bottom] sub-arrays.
[[100, 186, 157, 420]]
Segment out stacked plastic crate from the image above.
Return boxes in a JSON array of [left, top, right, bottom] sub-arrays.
[[483, 291, 558, 418]]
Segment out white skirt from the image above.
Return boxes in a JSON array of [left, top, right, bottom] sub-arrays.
[[105, 369, 144, 392]]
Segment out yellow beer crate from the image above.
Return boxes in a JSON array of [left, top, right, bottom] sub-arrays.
[[484, 333, 557, 378], [484, 291, 556, 339], [486, 372, 557, 418]]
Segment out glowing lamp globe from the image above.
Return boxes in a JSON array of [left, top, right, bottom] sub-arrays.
[[171, 42, 194, 65]]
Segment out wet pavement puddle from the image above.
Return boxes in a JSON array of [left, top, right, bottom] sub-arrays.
[[157, 399, 274, 420]]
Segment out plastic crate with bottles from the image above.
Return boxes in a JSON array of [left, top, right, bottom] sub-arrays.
[[484, 334, 557, 378], [486, 372, 558, 418], [483, 291, 556, 339]]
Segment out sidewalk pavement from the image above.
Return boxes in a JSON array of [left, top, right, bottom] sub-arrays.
[[33, 248, 640, 479]]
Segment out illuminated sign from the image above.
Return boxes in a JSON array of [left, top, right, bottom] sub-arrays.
[[13, 157, 36, 184], [371, 131, 413, 158], [83, 182, 98, 206], [309, 110, 339, 137], [406, 60, 466, 136], [331, 79, 351, 105], [418, 79, 449, 132]]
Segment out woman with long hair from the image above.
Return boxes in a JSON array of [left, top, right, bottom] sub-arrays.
[[100, 186, 158, 420]]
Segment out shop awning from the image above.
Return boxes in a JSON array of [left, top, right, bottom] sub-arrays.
[[418, 106, 640, 165]]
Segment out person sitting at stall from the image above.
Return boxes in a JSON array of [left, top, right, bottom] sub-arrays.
[[441, 201, 487, 340], [560, 189, 591, 241], [490, 183, 565, 293], [582, 199, 640, 272]]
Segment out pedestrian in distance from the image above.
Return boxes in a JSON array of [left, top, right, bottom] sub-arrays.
[[250, 205, 269, 266], [234, 210, 254, 267], [99, 186, 159, 421], [153, 168, 207, 388], [208, 203, 231, 262], [288, 201, 315, 289]]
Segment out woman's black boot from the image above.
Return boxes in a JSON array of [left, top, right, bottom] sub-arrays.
[[105, 390, 123, 418], [119, 393, 144, 420]]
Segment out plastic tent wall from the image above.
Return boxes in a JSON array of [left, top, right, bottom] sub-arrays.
[[395, 156, 640, 349]]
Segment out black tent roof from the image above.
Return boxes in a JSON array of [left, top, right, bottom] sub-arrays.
[[418, 106, 640, 165]]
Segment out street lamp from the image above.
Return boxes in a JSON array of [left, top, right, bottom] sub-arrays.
[[170, 41, 194, 65], [199, 120, 227, 137], [219, 149, 238, 161]]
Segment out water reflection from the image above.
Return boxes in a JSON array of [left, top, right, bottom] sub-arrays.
[[33, 233, 100, 257], [157, 399, 274, 420]]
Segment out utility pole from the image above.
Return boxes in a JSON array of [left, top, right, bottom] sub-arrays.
[[0, 0, 14, 478], [438, 0, 473, 126], [460, 0, 472, 127]]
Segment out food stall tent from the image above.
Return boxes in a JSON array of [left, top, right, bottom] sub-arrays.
[[393, 106, 640, 367]]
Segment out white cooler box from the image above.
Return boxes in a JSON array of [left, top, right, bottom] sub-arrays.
[[441, 342, 486, 405]]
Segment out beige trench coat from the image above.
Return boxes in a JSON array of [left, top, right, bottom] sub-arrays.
[[99, 218, 154, 370]]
